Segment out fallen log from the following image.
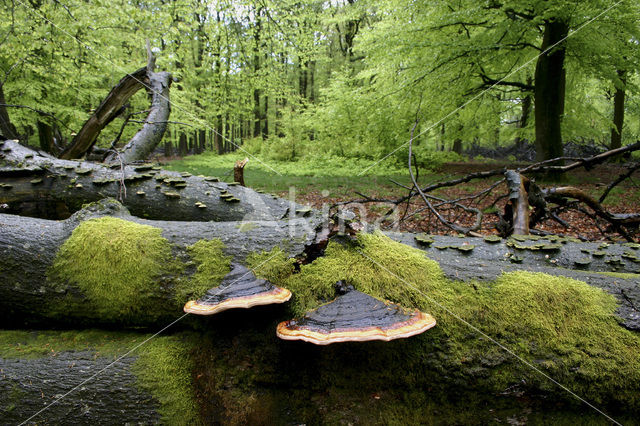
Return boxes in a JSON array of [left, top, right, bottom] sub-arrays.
[[2, 210, 640, 422], [0, 199, 319, 327], [0, 139, 304, 221]]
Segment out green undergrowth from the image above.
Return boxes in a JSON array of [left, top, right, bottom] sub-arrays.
[[247, 232, 640, 408], [179, 239, 232, 302], [0, 330, 200, 424]]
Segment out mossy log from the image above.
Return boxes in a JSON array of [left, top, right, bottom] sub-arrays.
[[0, 139, 303, 221], [387, 232, 640, 330], [0, 330, 198, 425], [0, 199, 319, 327], [6, 233, 640, 424]]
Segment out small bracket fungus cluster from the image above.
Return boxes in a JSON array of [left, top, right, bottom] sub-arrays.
[[184, 269, 437, 345]]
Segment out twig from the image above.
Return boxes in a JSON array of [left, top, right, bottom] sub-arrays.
[[107, 149, 127, 201]]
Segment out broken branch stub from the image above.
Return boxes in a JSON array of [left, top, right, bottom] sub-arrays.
[[505, 170, 530, 236]]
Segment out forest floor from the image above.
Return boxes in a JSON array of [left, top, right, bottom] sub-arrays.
[[164, 154, 640, 241]]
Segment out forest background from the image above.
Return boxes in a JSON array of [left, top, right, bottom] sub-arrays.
[[2, 0, 640, 239]]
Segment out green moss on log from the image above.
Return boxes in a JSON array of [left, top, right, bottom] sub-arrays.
[[177, 239, 231, 303], [48, 217, 180, 323], [133, 334, 201, 425]]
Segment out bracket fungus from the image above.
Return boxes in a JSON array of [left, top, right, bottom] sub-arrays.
[[183, 264, 292, 315], [276, 282, 436, 345]]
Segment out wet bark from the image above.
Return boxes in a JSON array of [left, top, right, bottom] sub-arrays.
[[0, 344, 162, 424], [0, 139, 300, 222]]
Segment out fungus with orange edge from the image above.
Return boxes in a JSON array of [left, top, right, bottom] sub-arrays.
[[184, 264, 292, 315], [276, 282, 436, 345]]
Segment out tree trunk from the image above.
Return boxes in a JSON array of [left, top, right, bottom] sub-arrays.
[[178, 132, 188, 157], [0, 198, 318, 327], [262, 95, 268, 140], [60, 68, 148, 159], [610, 70, 626, 150], [534, 20, 569, 162], [36, 120, 55, 154], [299, 61, 308, 100], [104, 72, 172, 163], [0, 139, 302, 222], [164, 140, 173, 157], [514, 79, 532, 150], [0, 84, 19, 140], [215, 115, 223, 154], [452, 138, 463, 154]]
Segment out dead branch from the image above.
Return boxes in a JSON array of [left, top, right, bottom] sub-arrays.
[[599, 162, 640, 204]]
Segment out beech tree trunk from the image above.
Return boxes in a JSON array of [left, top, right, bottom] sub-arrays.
[[514, 78, 533, 150], [0, 199, 319, 327], [534, 20, 569, 162]]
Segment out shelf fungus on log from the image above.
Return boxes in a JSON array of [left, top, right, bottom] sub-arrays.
[[183, 264, 292, 315], [276, 283, 436, 345]]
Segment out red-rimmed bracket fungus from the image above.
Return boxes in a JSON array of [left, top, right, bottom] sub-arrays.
[[184, 264, 292, 315], [276, 281, 436, 345]]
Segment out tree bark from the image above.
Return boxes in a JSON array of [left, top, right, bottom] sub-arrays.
[[610, 70, 626, 150], [104, 72, 172, 163], [0, 139, 301, 222], [534, 20, 569, 162], [0, 332, 168, 424], [514, 78, 533, 150], [0, 198, 319, 327]]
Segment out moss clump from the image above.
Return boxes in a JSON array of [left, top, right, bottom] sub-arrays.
[[246, 247, 296, 284], [133, 334, 201, 425], [282, 233, 451, 317], [263, 232, 640, 408], [177, 239, 231, 303], [48, 217, 179, 323]]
